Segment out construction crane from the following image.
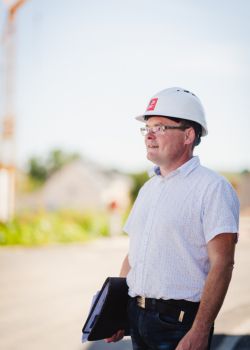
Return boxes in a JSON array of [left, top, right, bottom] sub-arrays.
[[0, 0, 27, 222]]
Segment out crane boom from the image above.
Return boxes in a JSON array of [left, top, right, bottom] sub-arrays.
[[0, 0, 28, 222]]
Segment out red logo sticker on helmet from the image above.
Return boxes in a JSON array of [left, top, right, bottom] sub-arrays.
[[146, 98, 158, 111]]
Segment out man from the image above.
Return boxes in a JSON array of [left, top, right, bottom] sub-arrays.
[[106, 87, 239, 350]]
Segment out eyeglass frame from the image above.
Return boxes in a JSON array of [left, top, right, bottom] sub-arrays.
[[140, 124, 188, 136]]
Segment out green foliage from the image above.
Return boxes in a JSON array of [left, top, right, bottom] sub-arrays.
[[0, 210, 110, 246], [46, 149, 81, 176], [28, 157, 47, 182], [27, 149, 81, 184], [129, 171, 149, 202]]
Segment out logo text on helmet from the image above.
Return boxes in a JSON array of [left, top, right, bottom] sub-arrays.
[[146, 98, 158, 111]]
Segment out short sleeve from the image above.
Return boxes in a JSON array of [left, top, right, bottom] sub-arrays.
[[202, 178, 240, 243]]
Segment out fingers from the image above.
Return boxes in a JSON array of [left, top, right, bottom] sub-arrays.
[[104, 329, 125, 343], [115, 329, 125, 341]]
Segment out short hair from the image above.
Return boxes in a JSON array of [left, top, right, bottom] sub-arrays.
[[174, 118, 202, 147]]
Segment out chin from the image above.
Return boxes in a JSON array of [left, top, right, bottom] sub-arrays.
[[147, 153, 157, 163]]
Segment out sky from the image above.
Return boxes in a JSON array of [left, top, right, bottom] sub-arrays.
[[0, 0, 250, 173]]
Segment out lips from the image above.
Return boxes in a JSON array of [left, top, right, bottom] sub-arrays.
[[147, 144, 158, 149]]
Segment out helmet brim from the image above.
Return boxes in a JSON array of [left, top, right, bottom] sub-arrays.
[[135, 115, 146, 122]]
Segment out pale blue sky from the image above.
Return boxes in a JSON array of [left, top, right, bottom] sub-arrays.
[[0, 0, 250, 172]]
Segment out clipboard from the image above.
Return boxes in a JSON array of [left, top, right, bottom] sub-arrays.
[[82, 277, 130, 342]]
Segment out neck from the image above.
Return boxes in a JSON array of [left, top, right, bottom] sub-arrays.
[[160, 154, 193, 177]]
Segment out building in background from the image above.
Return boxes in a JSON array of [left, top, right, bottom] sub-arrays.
[[16, 159, 132, 214]]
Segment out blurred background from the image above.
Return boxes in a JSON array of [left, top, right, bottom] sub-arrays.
[[0, 1, 249, 349]]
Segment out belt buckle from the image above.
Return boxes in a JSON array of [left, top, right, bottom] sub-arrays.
[[138, 296, 146, 309]]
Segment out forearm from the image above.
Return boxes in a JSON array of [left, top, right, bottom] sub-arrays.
[[192, 262, 234, 334], [119, 254, 131, 277]]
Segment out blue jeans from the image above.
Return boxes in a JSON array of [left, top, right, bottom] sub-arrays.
[[127, 298, 214, 350]]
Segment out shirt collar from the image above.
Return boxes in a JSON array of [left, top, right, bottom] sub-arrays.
[[148, 156, 200, 178], [148, 165, 161, 177]]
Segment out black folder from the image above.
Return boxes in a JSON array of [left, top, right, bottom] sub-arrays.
[[82, 277, 130, 341]]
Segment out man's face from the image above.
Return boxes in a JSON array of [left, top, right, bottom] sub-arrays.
[[144, 116, 187, 167]]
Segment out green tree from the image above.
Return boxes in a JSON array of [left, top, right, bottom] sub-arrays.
[[27, 157, 48, 182], [129, 171, 149, 202], [46, 149, 81, 176], [27, 149, 81, 183]]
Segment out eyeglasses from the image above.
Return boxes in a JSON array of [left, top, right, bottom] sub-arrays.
[[140, 125, 187, 136]]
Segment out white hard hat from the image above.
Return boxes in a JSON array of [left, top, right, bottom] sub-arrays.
[[136, 87, 208, 136]]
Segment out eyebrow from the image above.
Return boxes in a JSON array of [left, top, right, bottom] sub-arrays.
[[145, 123, 163, 127]]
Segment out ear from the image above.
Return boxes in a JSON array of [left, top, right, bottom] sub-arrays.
[[184, 127, 195, 146]]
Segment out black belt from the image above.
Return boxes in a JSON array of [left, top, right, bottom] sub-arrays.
[[135, 296, 199, 324]]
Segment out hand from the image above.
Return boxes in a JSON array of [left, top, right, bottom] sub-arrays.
[[104, 329, 125, 343], [175, 328, 209, 350]]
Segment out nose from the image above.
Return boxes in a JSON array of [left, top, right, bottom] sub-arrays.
[[146, 130, 156, 140]]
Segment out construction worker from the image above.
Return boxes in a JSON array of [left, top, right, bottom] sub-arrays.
[[106, 87, 239, 350]]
